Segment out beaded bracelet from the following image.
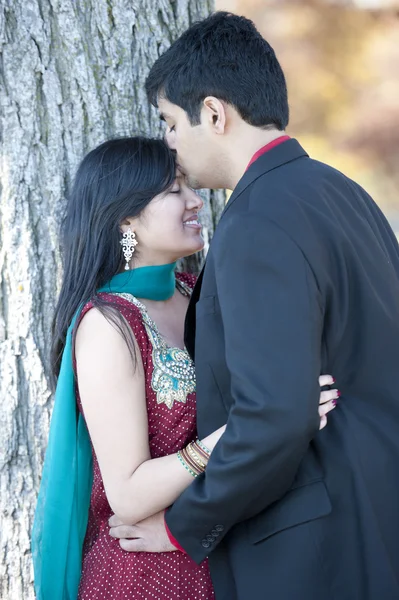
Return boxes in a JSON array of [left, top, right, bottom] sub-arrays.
[[196, 439, 211, 456], [187, 443, 207, 469], [177, 450, 199, 478], [177, 439, 212, 478], [181, 446, 201, 475], [192, 440, 210, 463]]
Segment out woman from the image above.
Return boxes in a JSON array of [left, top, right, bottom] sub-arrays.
[[32, 137, 338, 599]]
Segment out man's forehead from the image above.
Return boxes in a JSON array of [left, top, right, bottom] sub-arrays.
[[158, 97, 179, 115]]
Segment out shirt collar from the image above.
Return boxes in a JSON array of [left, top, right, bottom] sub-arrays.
[[246, 135, 291, 171]]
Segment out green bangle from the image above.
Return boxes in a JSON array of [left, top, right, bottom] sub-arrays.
[[177, 450, 198, 478], [196, 439, 211, 456]]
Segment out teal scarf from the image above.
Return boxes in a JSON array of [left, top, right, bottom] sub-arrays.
[[31, 263, 176, 600]]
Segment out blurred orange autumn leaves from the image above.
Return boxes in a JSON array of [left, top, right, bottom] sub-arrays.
[[216, 0, 399, 233]]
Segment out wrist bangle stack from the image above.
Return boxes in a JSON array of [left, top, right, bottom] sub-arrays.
[[177, 449, 199, 478], [192, 441, 210, 467], [177, 439, 211, 478]]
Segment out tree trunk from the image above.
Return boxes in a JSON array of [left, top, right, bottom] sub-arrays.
[[0, 1, 222, 597]]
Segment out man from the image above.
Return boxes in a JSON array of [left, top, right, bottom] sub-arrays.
[[111, 12, 399, 599]]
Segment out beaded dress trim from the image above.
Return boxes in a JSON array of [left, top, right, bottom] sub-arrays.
[[112, 279, 196, 409]]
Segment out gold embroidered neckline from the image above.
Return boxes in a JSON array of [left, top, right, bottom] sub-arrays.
[[111, 278, 196, 408]]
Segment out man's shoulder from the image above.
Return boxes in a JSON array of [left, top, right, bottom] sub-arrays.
[[227, 154, 350, 215], [252, 155, 349, 196], [215, 156, 359, 254], [246, 154, 371, 220]]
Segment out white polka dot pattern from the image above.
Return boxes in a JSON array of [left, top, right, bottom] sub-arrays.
[[75, 273, 215, 599]]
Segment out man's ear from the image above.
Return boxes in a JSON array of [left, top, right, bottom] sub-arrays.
[[202, 96, 227, 134]]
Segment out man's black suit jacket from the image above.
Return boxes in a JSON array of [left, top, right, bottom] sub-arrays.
[[166, 139, 399, 599]]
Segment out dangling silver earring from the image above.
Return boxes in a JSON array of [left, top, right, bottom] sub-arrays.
[[120, 228, 138, 270]]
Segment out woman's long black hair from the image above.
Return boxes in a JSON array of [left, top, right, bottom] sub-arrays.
[[51, 137, 176, 384]]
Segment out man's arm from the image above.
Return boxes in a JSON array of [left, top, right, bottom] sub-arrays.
[[165, 212, 324, 563]]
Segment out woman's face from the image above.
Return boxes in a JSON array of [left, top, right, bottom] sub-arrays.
[[127, 176, 205, 266]]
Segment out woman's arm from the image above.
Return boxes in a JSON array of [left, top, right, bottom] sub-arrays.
[[75, 307, 225, 526]]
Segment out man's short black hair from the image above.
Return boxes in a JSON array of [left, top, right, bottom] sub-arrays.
[[146, 11, 289, 130]]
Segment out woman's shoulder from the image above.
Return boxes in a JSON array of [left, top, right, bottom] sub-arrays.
[[78, 293, 144, 324], [75, 293, 149, 351]]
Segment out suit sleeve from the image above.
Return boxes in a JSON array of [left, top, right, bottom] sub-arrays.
[[165, 212, 324, 563]]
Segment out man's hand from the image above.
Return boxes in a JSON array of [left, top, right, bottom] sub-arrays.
[[109, 510, 177, 553]]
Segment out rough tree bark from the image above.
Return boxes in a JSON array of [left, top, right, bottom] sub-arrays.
[[0, 1, 223, 598]]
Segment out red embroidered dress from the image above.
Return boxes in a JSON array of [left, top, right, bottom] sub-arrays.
[[75, 273, 215, 600]]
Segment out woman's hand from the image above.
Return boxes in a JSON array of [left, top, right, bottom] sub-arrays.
[[318, 374, 339, 430]]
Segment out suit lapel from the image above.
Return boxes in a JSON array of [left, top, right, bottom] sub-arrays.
[[184, 266, 204, 360]]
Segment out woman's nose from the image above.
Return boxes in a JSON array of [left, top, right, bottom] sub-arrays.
[[187, 189, 203, 211]]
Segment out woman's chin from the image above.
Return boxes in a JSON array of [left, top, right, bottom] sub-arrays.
[[190, 239, 206, 255], [174, 240, 205, 261]]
